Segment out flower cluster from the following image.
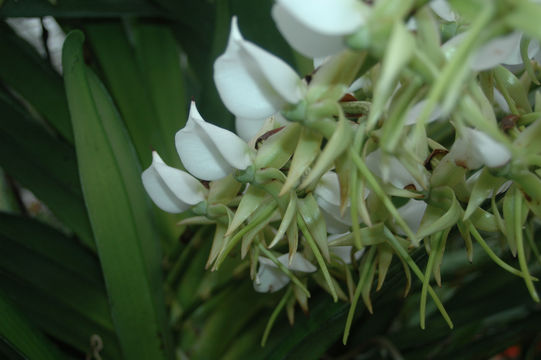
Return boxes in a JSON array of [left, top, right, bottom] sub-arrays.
[[143, 0, 541, 341]]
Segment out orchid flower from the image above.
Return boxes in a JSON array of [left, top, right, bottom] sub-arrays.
[[141, 151, 208, 213], [254, 253, 316, 293], [396, 199, 428, 236], [271, 0, 369, 58], [175, 101, 253, 181], [214, 17, 306, 120], [314, 171, 356, 234], [447, 128, 511, 169]]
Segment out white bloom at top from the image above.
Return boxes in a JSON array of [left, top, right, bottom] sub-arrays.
[[430, 0, 457, 22], [175, 101, 253, 181], [254, 253, 317, 293], [272, 0, 369, 58], [141, 151, 207, 213], [214, 17, 306, 119], [447, 128, 511, 169]]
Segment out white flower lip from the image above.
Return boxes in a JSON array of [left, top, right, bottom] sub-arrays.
[[141, 151, 207, 213], [272, 0, 367, 58], [315, 172, 353, 234], [448, 128, 511, 169], [214, 17, 305, 119], [365, 149, 420, 190], [175, 101, 252, 181], [254, 253, 316, 293]]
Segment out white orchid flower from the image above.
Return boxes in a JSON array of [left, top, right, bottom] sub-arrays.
[[365, 149, 421, 190], [447, 128, 511, 169], [254, 253, 317, 293], [315, 172, 356, 234], [235, 113, 290, 142], [175, 101, 253, 181], [396, 199, 427, 236], [141, 151, 208, 213], [214, 17, 306, 119], [272, 0, 369, 58]]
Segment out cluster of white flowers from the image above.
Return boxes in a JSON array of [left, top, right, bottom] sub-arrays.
[[142, 0, 541, 332]]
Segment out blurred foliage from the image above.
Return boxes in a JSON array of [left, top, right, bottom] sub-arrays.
[[0, 0, 540, 359]]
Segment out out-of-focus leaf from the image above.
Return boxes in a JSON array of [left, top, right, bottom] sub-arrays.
[[62, 30, 172, 360], [0, 92, 93, 249], [0, 23, 73, 142], [0, 213, 121, 358], [0, 0, 166, 17], [131, 22, 187, 168], [0, 289, 65, 360]]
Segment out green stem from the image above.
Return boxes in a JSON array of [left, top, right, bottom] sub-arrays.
[[383, 227, 454, 329], [257, 243, 310, 298], [468, 223, 537, 281], [514, 190, 540, 302], [420, 232, 442, 329], [261, 287, 293, 346], [350, 150, 419, 246], [297, 214, 338, 302], [213, 202, 277, 270], [343, 246, 376, 344]]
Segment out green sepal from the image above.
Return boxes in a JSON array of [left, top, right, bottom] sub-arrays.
[[417, 187, 462, 240], [502, 184, 529, 256], [206, 224, 228, 269], [269, 193, 297, 248], [255, 123, 301, 169], [208, 174, 242, 205], [280, 127, 322, 195], [376, 243, 393, 291], [297, 194, 330, 262], [464, 168, 506, 220], [225, 186, 269, 236], [494, 65, 532, 114]]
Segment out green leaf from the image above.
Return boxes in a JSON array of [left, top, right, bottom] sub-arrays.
[[0, 92, 94, 249], [464, 168, 506, 220], [417, 187, 462, 240], [0, 24, 73, 142], [0, 289, 65, 360], [0, 0, 166, 17], [62, 30, 172, 360]]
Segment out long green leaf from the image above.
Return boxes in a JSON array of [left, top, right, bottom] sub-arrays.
[[0, 92, 93, 249], [62, 30, 172, 360], [0, 289, 65, 360], [0, 23, 73, 142]]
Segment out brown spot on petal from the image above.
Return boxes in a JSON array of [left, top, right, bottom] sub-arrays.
[[255, 126, 285, 149], [404, 184, 417, 191], [501, 114, 518, 133], [340, 93, 357, 102], [455, 160, 468, 169], [424, 149, 449, 171]]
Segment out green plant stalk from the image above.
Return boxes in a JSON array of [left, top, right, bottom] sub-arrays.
[[343, 246, 376, 344], [213, 202, 277, 270], [420, 232, 443, 329], [514, 190, 540, 302], [350, 123, 367, 249], [413, 4, 495, 133], [468, 223, 537, 281], [257, 243, 310, 298], [261, 287, 293, 347], [350, 150, 419, 246], [383, 227, 453, 329], [297, 214, 338, 301]]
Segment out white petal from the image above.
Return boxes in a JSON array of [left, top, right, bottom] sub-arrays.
[[254, 263, 290, 293], [141, 152, 207, 213], [329, 246, 364, 264], [314, 172, 342, 207], [214, 17, 304, 119], [404, 100, 445, 125], [176, 102, 252, 181], [472, 32, 521, 71], [397, 199, 427, 235], [278, 253, 317, 272], [501, 33, 540, 65], [365, 150, 419, 189], [272, 3, 348, 58], [235, 116, 268, 141], [430, 0, 457, 22], [273, 0, 366, 36], [469, 129, 511, 168]]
